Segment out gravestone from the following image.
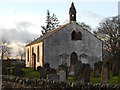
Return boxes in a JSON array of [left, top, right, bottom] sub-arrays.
[[82, 64, 91, 82], [14, 64, 23, 76], [59, 70, 66, 82], [46, 74, 59, 81], [38, 68, 48, 79], [74, 60, 83, 80], [44, 63, 50, 69], [94, 61, 103, 77], [38, 63, 55, 79], [68, 65, 75, 76], [2, 67, 7, 75], [101, 62, 109, 84], [112, 63, 119, 76], [57, 64, 68, 78], [37, 66, 42, 71], [49, 69, 57, 74]]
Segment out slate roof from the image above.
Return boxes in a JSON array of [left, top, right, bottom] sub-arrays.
[[26, 22, 103, 47], [26, 23, 69, 46]]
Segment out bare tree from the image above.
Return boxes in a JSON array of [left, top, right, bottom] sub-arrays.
[[18, 48, 25, 60], [94, 16, 120, 62], [17, 42, 26, 60], [0, 38, 12, 59], [78, 22, 92, 31]]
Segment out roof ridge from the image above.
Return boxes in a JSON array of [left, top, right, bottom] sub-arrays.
[[26, 23, 69, 46]]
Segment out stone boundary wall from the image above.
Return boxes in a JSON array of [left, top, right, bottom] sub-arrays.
[[2, 75, 120, 90]]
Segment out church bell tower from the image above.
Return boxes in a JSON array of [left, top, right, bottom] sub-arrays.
[[69, 2, 77, 23]]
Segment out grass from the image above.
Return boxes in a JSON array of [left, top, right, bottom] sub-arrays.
[[67, 76, 75, 82], [90, 71, 101, 84], [22, 67, 38, 79], [21, 67, 120, 84], [90, 71, 120, 84]]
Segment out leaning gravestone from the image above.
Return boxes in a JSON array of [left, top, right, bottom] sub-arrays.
[[74, 60, 83, 80], [101, 62, 109, 84], [112, 63, 119, 76], [82, 64, 91, 82], [59, 70, 66, 82]]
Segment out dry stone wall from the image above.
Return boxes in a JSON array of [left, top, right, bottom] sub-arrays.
[[2, 75, 120, 90]]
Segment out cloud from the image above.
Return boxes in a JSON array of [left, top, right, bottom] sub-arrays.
[[0, 13, 46, 34], [80, 11, 104, 19], [1, 27, 39, 43]]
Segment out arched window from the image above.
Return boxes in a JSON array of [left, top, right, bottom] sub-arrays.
[[71, 31, 76, 40], [71, 31, 82, 40], [70, 52, 78, 65], [37, 46, 39, 62], [32, 47, 34, 54], [77, 32, 82, 40], [27, 49, 29, 62]]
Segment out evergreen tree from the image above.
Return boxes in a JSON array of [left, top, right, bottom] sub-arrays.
[[41, 10, 60, 35]]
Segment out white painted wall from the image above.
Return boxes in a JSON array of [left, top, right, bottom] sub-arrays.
[[26, 42, 43, 69]]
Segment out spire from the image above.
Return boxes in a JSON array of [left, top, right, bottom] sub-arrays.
[[69, 2, 77, 23]]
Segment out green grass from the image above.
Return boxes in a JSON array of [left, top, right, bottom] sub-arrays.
[[22, 67, 38, 79], [90, 71, 100, 84], [66, 71, 120, 84], [90, 71, 120, 84], [109, 76, 120, 84], [90, 76, 101, 84], [67, 76, 75, 82], [21, 67, 120, 84]]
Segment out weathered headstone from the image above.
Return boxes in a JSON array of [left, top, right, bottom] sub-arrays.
[[94, 61, 103, 77], [38, 68, 47, 79], [37, 66, 42, 71], [74, 60, 83, 80], [44, 63, 50, 69], [14, 64, 23, 76], [49, 69, 57, 74], [2, 67, 7, 75], [101, 62, 109, 84], [59, 70, 66, 82], [38, 63, 54, 79], [57, 64, 68, 78], [46, 74, 59, 81], [112, 63, 119, 76], [68, 65, 75, 76], [82, 64, 91, 82]]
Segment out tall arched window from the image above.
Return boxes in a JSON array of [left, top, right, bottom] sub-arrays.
[[70, 52, 78, 65], [71, 31, 76, 40], [32, 47, 34, 54], [77, 32, 82, 40], [27, 49, 29, 62], [37, 46, 39, 62]]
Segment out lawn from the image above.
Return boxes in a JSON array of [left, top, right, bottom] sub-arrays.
[[90, 71, 120, 84], [22, 67, 120, 84], [22, 67, 38, 79]]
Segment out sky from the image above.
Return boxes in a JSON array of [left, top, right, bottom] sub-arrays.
[[0, 0, 119, 58]]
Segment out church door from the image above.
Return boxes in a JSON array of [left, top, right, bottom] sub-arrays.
[[32, 53, 36, 70]]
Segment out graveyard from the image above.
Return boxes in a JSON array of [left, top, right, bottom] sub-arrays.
[[21, 67, 120, 84], [2, 59, 120, 89]]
